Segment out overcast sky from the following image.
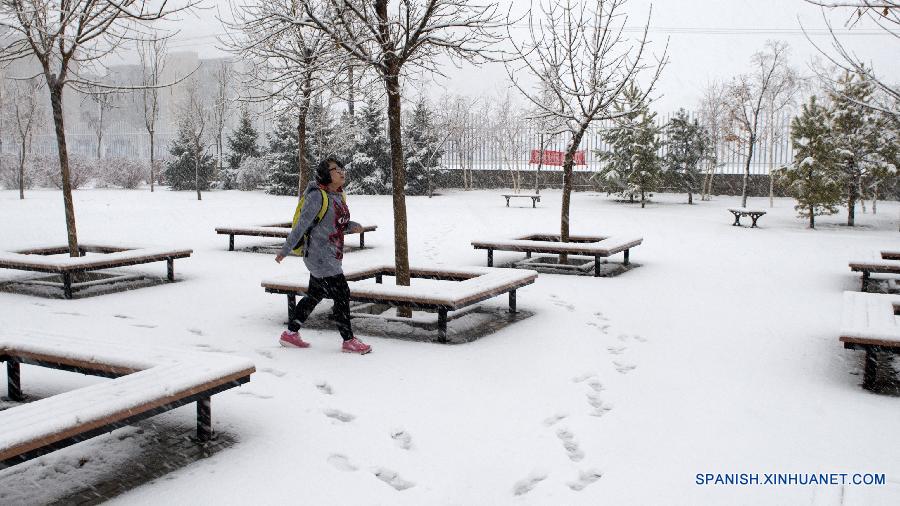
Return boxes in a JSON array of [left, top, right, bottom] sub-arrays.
[[163, 0, 898, 113]]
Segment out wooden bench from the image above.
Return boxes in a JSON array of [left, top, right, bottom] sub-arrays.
[[728, 208, 767, 228], [849, 250, 900, 292], [839, 291, 900, 391], [501, 194, 541, 208], [471, 234, 643, 277], [0, 333, 255, 469], [215, 222, 377, 251], [262, 264, 537, 343], [0, 244, 193, 298]]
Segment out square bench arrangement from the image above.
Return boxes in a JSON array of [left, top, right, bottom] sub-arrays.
[[727, 208, 767, 228], [0, 333, 255, 469], [839, 291, 900, 392], [471, 233, 642, 277], [216, 222, 377, 252], [848, 250, 900, 292], [0, 244, 192, 299], [262, 264, 537, 343]]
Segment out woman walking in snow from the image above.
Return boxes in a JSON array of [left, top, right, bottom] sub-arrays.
[[275, 157, 372, 354]]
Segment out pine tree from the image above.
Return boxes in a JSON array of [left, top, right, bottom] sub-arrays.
[[403, 98, 445, 196], [596, 83, 663, 208], [305, 98, 339, 168], [347, 97, 391, 194], [829, 71, 880, 226], [780, 95, 842, 228], [164, 116, 215, 191], [664, 109, 709, 204], [265, 114, 300, 196], [223, 107, 260, 189]]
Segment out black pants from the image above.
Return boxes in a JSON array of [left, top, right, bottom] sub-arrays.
[[289, 274, 353, 341]]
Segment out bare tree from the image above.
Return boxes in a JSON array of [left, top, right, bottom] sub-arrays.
[[724, 40, 796, 208], [297, 0, 503, 303], [0, 0, 197, 256], [137, 36, 169, 192], [802, 1, 899, 122], [181, 79, 211, 201], [506, 0, 666, 262], [438, 93, 481, 190], [698, 81, 728, 201], [486, 91, 526, 193], [210, 60, 232, 180], [223, 0, 342, 194], [8, 77, 43, 199], [81, 81, 118, 159]]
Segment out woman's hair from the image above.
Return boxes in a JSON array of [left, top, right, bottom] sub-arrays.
[[315, 157, 345, 185]]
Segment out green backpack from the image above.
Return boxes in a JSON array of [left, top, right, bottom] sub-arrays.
[[290, 187, 346, 255]]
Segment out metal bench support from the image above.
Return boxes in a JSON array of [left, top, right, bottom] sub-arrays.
[[6, 359, 22, 402], [862, 271, 870, 292], [487, 249, 493, 267], [624, 249, 630, 266], [509, 290, 516, 313], [437, 309, 448, 344], [62, 273, 73, 299], [228, 235, 235, 251], [197, 397, 212, 442], [359, 233, 365, 249], [167, 258, 175, 281]]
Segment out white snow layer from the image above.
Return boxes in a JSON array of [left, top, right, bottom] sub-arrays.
[[1, 187, 899, 505]]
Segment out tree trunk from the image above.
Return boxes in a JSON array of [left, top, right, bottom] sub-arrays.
[[872, 183, 878, 215], [768, 135, 775, 208], [740, 135, 755, 208], [347, 66, 355, 117], [641, 189, 646, 208], [149, 132, 155, 192], [297, 110, 309, 194], [386, 73, 411, 316], [49, 83, 79, 257], [809, 210, 815, 229], [195, 146, 202, 201], [847, 188, 856, 227], [560, 129, 587, 265], [18, 140, 26, 200], [687, 191, 693, 205]]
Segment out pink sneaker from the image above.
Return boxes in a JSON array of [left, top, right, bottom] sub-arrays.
[[279, 330, 310, 348], [341, 337, 372, 354]]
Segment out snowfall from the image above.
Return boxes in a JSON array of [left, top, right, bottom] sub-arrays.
[[0, 186, 898, 505]]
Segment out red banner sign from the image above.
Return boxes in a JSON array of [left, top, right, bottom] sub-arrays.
[[528, 150, 586, 166]]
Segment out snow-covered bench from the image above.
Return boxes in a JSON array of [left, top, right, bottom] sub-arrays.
[[0, 244, 192, 299], [215, 222, 377, 251], [849, 250, 900, 292], [471, 234, 642, 276], [262, 264, 538, 343], [839, 291, 900, 391], [728, 208, 767, 228], [501, 194, 541, 208], [0, 333, 255, 469]]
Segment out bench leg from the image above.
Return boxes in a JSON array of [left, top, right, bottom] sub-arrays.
[[863, 348, 879, 390], [862, 271, 870, 292], [525, 251, 531, 259], [375, 274, 382, 284], [532, 198, 536, 208], [505, 197, 510, 207], [437, 309, 448, 344], [750, 215, 760, 228], [623, 249, 630, 266], [509, 290, 517, 313], [197, 397, 212, 442], [7, 359, 22, 402], [359, 233, 365, 249], [595, 256, 602, 277], [287, 294, 297, 321], [167, 258, 175, 281], [229, 234, 235, 251], [63, 273, 73, 299], [487, 249, 493, 267], [732, 213, 741, 226]]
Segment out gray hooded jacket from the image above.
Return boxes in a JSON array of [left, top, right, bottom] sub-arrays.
[[280, 181, 361, 278]]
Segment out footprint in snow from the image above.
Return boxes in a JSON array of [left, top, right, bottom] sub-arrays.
[[513, 472, 547, 496], [316, 382, 334, 395], [568, 469, 603, 491], [255, 349, 275, 359], [572, 372, 597, 383], [327, 454, 358, 472], [586, 380, 604, 392], [586, 321, 610, 334], [606, 346, 626, 355], [260, 367, 286, 377], [53, 311, 83, 316], [632, 334, 648, 343], [373, 467, 415, 491], [131, 323, 157, 329], [187, 328, 204, 336], [391, 429, 413, 450], [613, 362, 637, 374], [112, 314, 133, 319], [543, 413, 568, 427], [593, 311, 609, 321], [586, 393, 613, 417], [556, 428, 585, 462], [324, 409, 355, 422]]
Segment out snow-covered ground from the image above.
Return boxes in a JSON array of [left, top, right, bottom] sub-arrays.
[[1, 187, 898, 505]]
